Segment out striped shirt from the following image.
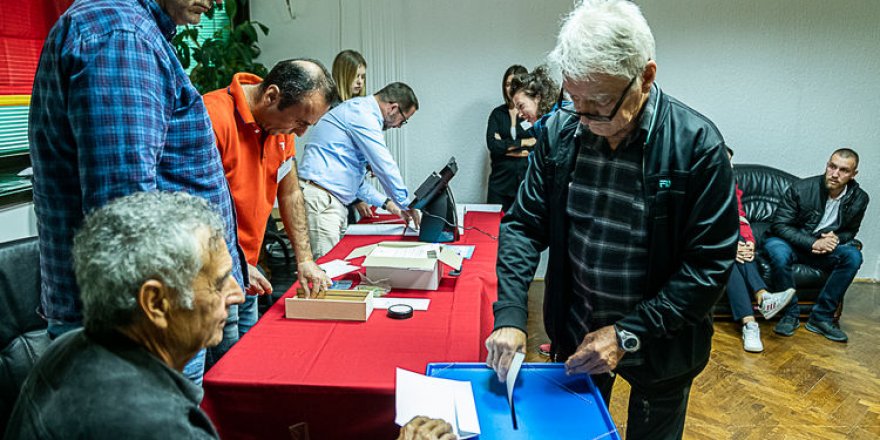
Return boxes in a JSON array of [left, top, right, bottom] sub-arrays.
[[29, 0, 244, 324], [564, 90, 657, 365]]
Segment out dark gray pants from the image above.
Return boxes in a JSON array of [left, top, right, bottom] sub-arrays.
[[591, 370, 693, 440]]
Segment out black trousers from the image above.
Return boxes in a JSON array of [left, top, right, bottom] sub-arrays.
[[591, 370, 693, 440]]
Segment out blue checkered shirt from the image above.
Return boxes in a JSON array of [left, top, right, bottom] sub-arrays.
[[29, 0, 244, 324]]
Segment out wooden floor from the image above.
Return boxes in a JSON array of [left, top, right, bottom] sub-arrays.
[[524, 281, 880, 439]]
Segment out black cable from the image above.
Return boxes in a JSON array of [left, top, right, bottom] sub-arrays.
[[420, 211, 498, 241]]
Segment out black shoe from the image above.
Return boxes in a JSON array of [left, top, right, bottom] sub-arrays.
[[773, 316, 800, 336], [805, 319, 848, 342]]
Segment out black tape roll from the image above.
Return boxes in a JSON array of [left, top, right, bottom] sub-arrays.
[[387, 304, 414, 319]]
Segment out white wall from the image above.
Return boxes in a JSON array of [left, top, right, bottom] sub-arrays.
[[253, 0, 880, 280]]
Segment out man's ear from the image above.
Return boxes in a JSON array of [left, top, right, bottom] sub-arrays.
[[262, 84, 281, 108], [137, 279, 173, 330], [641, 60, 657, 93]]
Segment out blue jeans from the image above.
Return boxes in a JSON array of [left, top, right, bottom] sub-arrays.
[[764, 237, 862, 322], [727, 261, 768, 321], [206, 293, 258, 368]]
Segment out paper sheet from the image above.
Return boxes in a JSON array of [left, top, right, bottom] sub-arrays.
[[444, 245, 475, 259], [506, 352, 526, 428], [372, 297, 430, 311], [370, 243, 439, 259], [395, 368, 480, 439], [344, 224, 420, 236], [318, 259, 360, 279]]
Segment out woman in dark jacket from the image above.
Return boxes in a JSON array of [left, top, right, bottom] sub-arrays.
[[485, 65, 535, 212]]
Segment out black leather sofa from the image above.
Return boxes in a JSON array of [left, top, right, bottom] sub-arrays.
[[0, 236, 49, 433], [714, 164, 854, 322]]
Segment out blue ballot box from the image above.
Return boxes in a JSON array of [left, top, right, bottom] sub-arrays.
[[426, 363, 620, 439]]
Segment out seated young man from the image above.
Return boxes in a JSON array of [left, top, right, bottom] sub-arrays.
[[764, 148, 869, 342]]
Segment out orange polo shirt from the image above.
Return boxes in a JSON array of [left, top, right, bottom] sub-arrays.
[[204, 73, 296, 265]]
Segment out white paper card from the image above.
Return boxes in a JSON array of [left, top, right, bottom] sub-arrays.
[[318, 259, 360, 279], [395, 368, 480, 439], [276, 158, 293, 183], [506, 352, 526, 408], [372, 298, 430, 311], [444, 245, 475, 259]]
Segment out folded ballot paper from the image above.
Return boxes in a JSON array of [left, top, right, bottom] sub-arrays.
[[395, 368, 481, 439]]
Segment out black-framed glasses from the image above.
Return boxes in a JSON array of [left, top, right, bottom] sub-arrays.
[[397, 107, 409, 126], [557, 74, 639, 122]]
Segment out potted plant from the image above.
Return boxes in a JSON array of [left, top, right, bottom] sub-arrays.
[[172, 0, 269, 94]]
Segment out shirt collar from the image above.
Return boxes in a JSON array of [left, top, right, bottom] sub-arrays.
[[831, 184, 848, 201], [228, 73, 265, 127], [143, 0, 178, 41]]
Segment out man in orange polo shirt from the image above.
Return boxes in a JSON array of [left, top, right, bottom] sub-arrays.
[[203, 59, 337, 360]]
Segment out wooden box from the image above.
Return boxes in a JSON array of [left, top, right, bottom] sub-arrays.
[[284, 289, 374, 321]]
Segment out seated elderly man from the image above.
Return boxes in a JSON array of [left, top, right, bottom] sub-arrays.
[[5, 192, 244, 438], [5, 191, 454, 439]]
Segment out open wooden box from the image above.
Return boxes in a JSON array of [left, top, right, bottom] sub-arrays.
[[284, 289, 374, 321]]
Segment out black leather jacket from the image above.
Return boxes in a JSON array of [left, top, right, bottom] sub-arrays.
[[770, 175, 869, 250], [492, 85, 739, 384]]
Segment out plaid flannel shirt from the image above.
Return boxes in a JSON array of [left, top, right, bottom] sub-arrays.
[[29, 0, 244, 324]]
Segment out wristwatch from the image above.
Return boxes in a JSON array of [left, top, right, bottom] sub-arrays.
[[614, 325, 640, 353], [381, 198, 391, 210]]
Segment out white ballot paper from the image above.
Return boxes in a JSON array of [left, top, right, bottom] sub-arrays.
[[395, 368, 480, 439], [317, 259, 360, 279], [506, 352, 526, 428], [372, 297, 430, 311]]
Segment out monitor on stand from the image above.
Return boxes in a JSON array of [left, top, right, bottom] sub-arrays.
[[410, 157, 459, 243]]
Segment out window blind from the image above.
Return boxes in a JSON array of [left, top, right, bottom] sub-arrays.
[[0, 105, 29, 157]]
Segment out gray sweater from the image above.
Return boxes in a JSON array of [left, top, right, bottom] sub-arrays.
[[4, 329, 219, 439]]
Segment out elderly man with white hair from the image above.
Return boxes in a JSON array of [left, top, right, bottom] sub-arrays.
[[485, 0, 738, 438], [5, 192, 245, 439]]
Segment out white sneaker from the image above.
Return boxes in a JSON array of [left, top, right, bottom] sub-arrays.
[[759, 288, 796, 320], [742, 322, 764, 353]]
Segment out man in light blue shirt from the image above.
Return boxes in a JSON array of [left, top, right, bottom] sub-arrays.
[[298, 82, 421, 257]]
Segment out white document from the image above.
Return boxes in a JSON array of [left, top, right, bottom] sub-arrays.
[[395, 368, 480, 439], [520, 120, 533, 131], [318, 259, 360, 279], [444, 245, 475, 259], [372, 297, 430, 311], [344, 224, 420, 237], [370, 243, 439, 259]]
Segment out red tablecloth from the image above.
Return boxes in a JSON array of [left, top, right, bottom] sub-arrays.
[[202, 211, 501, 440]]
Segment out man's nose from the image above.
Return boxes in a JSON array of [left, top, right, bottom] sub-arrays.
[[227, 286, 245, 306]]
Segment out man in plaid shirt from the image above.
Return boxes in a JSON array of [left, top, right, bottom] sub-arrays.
[[28, 0, 244, 384]]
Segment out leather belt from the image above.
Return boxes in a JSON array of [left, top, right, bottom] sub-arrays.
[[300, 179, 330, 194]]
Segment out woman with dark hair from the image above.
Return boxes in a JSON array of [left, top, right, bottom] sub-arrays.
[[332, 49, 367, 101], [509, 65, 559, 132], [485, 64, 537, 212]]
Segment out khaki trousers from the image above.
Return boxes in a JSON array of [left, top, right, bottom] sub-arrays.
[[300, 179, 348, 259]]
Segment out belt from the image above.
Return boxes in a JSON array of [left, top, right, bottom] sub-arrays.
[[300, 179, 330, 194]]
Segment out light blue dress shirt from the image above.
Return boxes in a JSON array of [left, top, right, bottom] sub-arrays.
[[298, 96, 410, 208]]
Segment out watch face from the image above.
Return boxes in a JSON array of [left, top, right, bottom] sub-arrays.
[[623, 338, 638, 350]]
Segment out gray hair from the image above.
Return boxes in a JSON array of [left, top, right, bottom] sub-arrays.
[[548, 0, 656, 81], [73, 192, 226, 334]]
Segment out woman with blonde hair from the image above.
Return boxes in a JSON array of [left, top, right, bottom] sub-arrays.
[[332, 49, 367, 101], [332, 50, 372, 219]]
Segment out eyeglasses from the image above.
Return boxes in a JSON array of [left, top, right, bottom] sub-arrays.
[[398, 107, 409, 126], [557, 74, 639, 122]]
